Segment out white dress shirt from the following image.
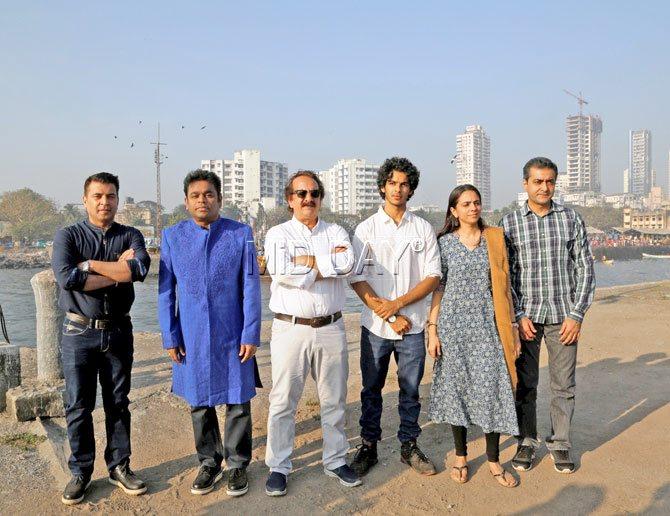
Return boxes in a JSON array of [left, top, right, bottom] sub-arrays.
[[265, 216, 354, 318], [349, 206, 442, 340]]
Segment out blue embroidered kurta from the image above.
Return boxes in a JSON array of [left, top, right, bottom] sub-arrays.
[[158, 217, 261, 407]]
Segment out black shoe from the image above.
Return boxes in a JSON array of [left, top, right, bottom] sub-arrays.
[[61, 475, 91, 505], [226, 467, 249, 497], [350, 441, 378, 476], [109, 462, 147, 496], [265, 471, 287, 497], [191, 465, 223, 495], [325, 464, 362, 487], [400, 440, 436, 476], [550, 449, 575, 474], [512, 445, 535, 472]]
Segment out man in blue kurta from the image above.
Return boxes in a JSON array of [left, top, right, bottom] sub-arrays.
[[158, 169, 261, 498]]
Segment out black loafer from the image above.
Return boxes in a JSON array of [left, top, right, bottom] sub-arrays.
[[550, 449, 575, 474], [226, 467, 249, 497], [109, 462, 147, 495]]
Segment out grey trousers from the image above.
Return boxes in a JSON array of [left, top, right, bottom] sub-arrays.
[[191, 402, 252, 469], [515, 323, 578, 451]]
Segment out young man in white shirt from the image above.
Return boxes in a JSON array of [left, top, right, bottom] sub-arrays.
[[349, 157, 442, 476], [263, 171, 362, 496]]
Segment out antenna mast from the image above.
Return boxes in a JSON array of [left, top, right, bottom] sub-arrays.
[[150, 123, 167, 245]]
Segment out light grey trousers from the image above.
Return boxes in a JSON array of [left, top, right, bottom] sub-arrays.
[[265, 318, 350, 475], [515, 323, 578, 451]]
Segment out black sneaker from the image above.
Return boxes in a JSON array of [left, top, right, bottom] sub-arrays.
[[191, 465, 223, 495], [400, 440, 436, 476], [512, 445, 535, 472], [325, 464, 362, 487], [265, 471, 287, 497], [226, 467, 249, 497], [350, 441, 378, 476], [61, 475, 91, 505], [550, 449, 575, 474], [109, 462, 147, 495]]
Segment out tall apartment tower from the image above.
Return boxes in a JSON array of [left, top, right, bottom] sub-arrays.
[[455, 125, 491, 210], [628, 130, 652, 195], [565, 114, 602, 193], [201, 150, 288, 209], [319, 158, 379, 215]]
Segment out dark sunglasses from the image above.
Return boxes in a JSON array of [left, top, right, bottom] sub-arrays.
[[292, 189, 322, 199]]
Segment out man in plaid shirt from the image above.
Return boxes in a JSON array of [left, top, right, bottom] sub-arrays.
[[501, 157, 595, 475]]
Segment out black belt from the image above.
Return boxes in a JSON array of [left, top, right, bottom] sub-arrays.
[[66, 312, 130, 330], [274, 311, 342, 328]]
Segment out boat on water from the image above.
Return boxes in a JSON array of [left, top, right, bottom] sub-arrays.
[[642, 253, 670, 259]]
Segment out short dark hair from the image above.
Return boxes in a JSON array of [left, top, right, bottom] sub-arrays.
[[523, 157, 558, 180], [284, 170, 325, 212], [84, 172, 119, 194], [376, 157, 420, 200], [183, 169, 222, 198]]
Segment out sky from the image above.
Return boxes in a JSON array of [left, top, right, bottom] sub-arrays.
[[1, 1, 669, 211]]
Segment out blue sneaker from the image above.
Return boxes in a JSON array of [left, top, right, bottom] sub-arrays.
[[325, 465, 362, 487], [265, 471, 287, 496]]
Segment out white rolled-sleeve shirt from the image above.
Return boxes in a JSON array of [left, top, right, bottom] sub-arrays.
[[264, 217, 354, 318], [349, 207, 442, 340]]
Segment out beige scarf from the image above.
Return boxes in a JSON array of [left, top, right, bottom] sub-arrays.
[[483, 227, 518, 391]]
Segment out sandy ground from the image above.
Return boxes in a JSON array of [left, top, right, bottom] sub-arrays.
[[1, 281, 669, 514]]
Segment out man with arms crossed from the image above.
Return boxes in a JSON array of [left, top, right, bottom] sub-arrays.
[[501, 157, 595, 474], [264, 171, 361, 496], [349, 157, 441, 476], [158, 170, 261, 497], [52, 172, 150, 505]]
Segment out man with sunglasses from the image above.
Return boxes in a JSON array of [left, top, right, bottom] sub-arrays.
[[263, 171, 361, 496]]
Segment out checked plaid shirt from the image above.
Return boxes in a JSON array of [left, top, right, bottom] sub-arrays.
[[500, 201, 595, 325]]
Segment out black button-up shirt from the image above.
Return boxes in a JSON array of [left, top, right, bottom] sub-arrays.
[[52, 220, 151, 319]]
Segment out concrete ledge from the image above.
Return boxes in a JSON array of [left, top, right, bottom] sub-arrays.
[[32, 417, 70, 486], [0, 344, 21, 411], [6, 380, 65, 422]]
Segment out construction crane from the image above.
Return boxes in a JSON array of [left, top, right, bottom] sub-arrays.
[[563, 89, 589, 116]]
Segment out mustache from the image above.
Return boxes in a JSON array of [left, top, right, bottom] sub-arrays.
[[301, 202, 316, 208]]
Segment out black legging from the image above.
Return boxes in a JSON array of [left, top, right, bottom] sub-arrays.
[[451, 425, 500, 462]]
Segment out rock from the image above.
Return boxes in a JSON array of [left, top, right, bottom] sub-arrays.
[[5, 381, 65, 421], [0, 344, 21, 411]]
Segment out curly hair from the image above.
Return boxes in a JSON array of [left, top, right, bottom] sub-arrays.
[[183, 169, 222, 198], [376, 156, 420, 200]]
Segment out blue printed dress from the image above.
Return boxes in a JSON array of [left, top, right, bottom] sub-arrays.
[[428, 233, 518, 435]]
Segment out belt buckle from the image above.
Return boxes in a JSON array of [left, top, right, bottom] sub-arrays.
[[310, 316, 322, 328]]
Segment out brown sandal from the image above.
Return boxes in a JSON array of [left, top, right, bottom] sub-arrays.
[[450, 465, 469, 484], [490, 468, 518, 488]]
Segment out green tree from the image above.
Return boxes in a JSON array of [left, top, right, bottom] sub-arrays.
[[566, 205, 623, 230], [0, 188, 62, 243], [60, 203, 85, 226], [166, 204, 190, 226]]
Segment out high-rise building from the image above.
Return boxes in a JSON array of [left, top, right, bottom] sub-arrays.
[[667, 150, 670, 200], [455, 125, 491, 210], [565, 114, 602, 193], [623, 168, 630, 194], [628, 129, 652, 195], [201, 149, 288, 209], [319, 158, 379, 215]]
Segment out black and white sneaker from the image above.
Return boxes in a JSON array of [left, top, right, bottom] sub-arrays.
[[265, 471, 287, 496], [512, 445, 535, 472], [61, 475, 91, 505], [325, 465, 362, 487], [550, 449, 575, 474], [191, 465, 223, 495], [109, 462, 147, 495], [226, 467, 249, 497]]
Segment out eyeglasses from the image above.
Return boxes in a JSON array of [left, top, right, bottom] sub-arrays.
[[291, 189, 322, 199]]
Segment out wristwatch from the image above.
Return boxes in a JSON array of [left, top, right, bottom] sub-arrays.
[[388, 314, 397, 323], [81, 260, 91, 272]]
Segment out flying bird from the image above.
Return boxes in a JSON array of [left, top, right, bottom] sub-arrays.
[[181, 125, 185, 129], [139, 120, 142, 125], [200, 125, 206, 130], [130, 142, 134, 148], [114, 135, 118, 139], [450, 153, 458, 164]]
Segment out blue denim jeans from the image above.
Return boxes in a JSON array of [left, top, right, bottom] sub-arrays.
[[61, 317, 134, 477], [359, 326, 426, 443]]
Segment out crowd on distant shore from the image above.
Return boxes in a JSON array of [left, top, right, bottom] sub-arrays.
[[589, 235, 670, 248]]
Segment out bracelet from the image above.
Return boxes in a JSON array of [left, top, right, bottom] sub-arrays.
[[511, 322, 519, 328]]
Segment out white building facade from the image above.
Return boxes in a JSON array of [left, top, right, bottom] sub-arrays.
[[201, 149, 288, 210], [565, 114, 602, 193], [628, 129, 652, 195], [319, 158, 379, 215], [456, 125, 491, 211]]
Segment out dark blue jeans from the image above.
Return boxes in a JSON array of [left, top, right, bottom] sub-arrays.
[[359, 326, 426, 444], [61, 317, 134, 477]]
